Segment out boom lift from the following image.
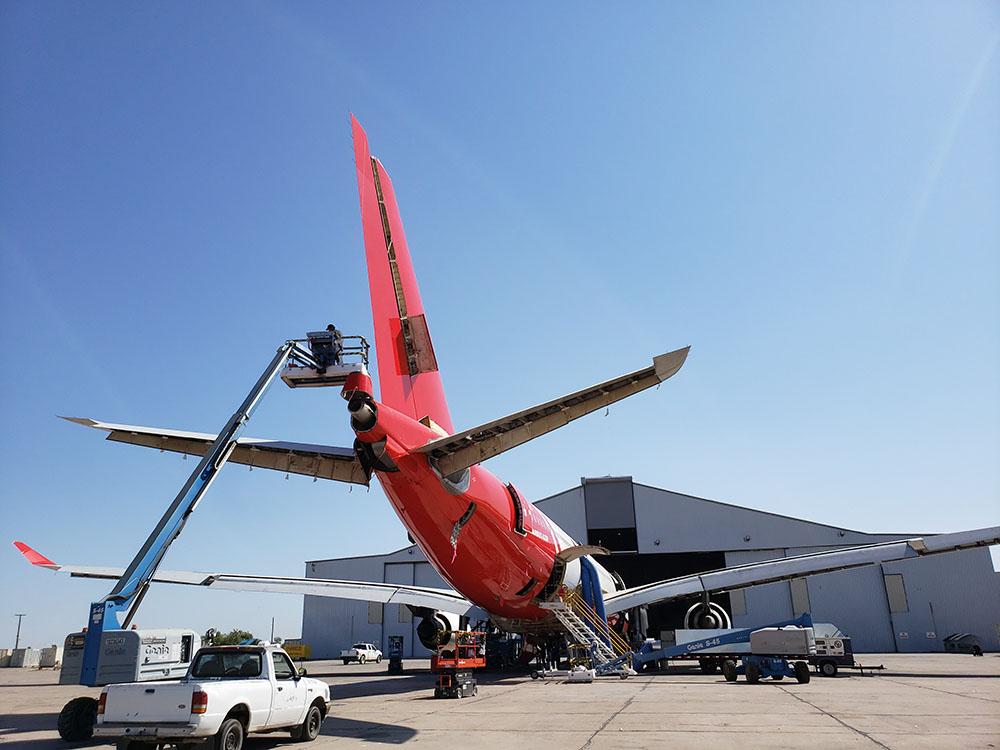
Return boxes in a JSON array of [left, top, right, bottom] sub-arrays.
[[57, 333, 367, 741]]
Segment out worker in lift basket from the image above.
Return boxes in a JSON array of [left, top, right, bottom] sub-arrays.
[[310, 324, 344, 374]]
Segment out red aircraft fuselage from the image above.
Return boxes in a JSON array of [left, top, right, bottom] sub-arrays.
[[347, 116, 614, 624], [348, 389, 570, 621]]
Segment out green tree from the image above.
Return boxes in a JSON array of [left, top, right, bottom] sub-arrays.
[[208, 628, 257, 646]]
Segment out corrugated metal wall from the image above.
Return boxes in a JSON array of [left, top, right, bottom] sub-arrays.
[[302, 550, 450, 659], [302, 479, 1000, 655]]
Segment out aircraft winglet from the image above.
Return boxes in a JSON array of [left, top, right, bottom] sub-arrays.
[[58, 416, 100, 427], [13, 541, 59, 570]]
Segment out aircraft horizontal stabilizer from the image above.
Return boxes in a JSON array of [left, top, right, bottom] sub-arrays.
[[62, 417, 369, 485], [602, 525, 1000, 614], [418, 347, 690, 476], [12, 541, 483, 618]]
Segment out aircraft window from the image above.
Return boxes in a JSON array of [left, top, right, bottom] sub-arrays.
[[506, 484, 526, 535], [515, 578, 537, 597]]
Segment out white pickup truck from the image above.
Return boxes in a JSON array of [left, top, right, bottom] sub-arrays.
[[93, 644, 331, 750], [339, 642, 382, 665]]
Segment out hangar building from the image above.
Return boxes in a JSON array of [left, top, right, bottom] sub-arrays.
[[301, 476, 999, 658]]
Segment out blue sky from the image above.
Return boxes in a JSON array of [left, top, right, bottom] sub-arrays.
[[1, 2, 997, 650]]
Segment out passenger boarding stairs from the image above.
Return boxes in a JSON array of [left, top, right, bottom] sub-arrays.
[[540, 589, 635, 676]]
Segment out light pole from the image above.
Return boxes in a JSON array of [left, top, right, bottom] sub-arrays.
[[14, 613, 26, 651]]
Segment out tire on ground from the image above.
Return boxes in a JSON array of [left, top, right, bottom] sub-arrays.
[[745, 663, 761, 684], [291, 704, 323, 742], [58, 696, 98, 741], [722, 660, 738, 682], [215, 717, 244, 750], [794, 661, 811, 684]]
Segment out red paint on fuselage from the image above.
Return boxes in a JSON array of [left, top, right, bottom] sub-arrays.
[[349, 117, 575, 621], [355, 398, 558, 620]]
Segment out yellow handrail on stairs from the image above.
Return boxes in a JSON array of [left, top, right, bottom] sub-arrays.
[[562, 588, 632, 656]]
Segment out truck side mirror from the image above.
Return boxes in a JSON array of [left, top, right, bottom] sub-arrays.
[[297, 667, 307, 679]]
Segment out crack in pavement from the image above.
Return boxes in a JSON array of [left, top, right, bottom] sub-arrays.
[[778, 685, 892, 749], [875, 676, 1000, 704], [577, 677, 653, 750]]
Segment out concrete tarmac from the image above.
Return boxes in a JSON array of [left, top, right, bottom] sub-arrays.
[[0, 654, 997, 749]]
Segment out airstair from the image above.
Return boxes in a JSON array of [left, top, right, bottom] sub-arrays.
[[539, 589, 636, 677]]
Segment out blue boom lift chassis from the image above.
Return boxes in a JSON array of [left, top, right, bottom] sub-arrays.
[[632, 613, 814, 684], [57, 339, 326, 741]]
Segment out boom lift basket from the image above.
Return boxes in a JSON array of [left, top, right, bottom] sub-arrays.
[[280, 332, 370, 388]]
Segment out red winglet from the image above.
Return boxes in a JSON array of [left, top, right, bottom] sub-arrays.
[[13, 541, 59, 569]]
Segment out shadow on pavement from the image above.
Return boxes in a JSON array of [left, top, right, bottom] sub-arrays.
[[879, 671, 1000, 679], [0, 712, 63, 734], [328, 674, 434, 699], [0, 712, 104, 750], [318, 717, 417, 745], [0, 713, 417, 749], [247, 717, 417, 746]]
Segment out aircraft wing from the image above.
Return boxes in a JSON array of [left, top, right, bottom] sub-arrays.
[[417, 347, 690, 477], [602, 526, 1000, 614], [13, 542, 483, 617], [62, 417, 369, 485]]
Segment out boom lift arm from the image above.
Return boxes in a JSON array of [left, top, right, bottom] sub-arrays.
[[77, 339, 318, 686]]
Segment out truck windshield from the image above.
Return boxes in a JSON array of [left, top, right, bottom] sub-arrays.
[[191, 650, 262, 678]]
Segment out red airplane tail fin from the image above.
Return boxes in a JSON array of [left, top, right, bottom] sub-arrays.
[[351, 116, 454, 434]]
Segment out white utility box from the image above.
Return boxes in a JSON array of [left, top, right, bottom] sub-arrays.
[[750, 626, 816, 656]]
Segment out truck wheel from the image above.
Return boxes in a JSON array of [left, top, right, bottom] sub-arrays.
[[215, 718, 244, 750], [291, 704, 323, 742], [359, 654, 366, 664], [745, 664, 761, 684], [376, 655, 382, 664], [58, 696, 97, 741], [794, 661, 811, 684], [820, 660, 838, 677], [722, 660, 738, 682]]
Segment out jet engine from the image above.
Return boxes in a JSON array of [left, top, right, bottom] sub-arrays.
[[416, 610, 461, 650], [683, 600, 732, 629]]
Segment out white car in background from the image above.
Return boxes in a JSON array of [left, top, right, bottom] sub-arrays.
[[340, 642, 382, 665]]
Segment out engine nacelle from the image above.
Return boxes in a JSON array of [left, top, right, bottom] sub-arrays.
[[416, 611, 461, 651], [684, 600, 732, 629]]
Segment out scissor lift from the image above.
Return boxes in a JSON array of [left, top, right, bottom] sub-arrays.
[[431, 631, 486, 698]]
